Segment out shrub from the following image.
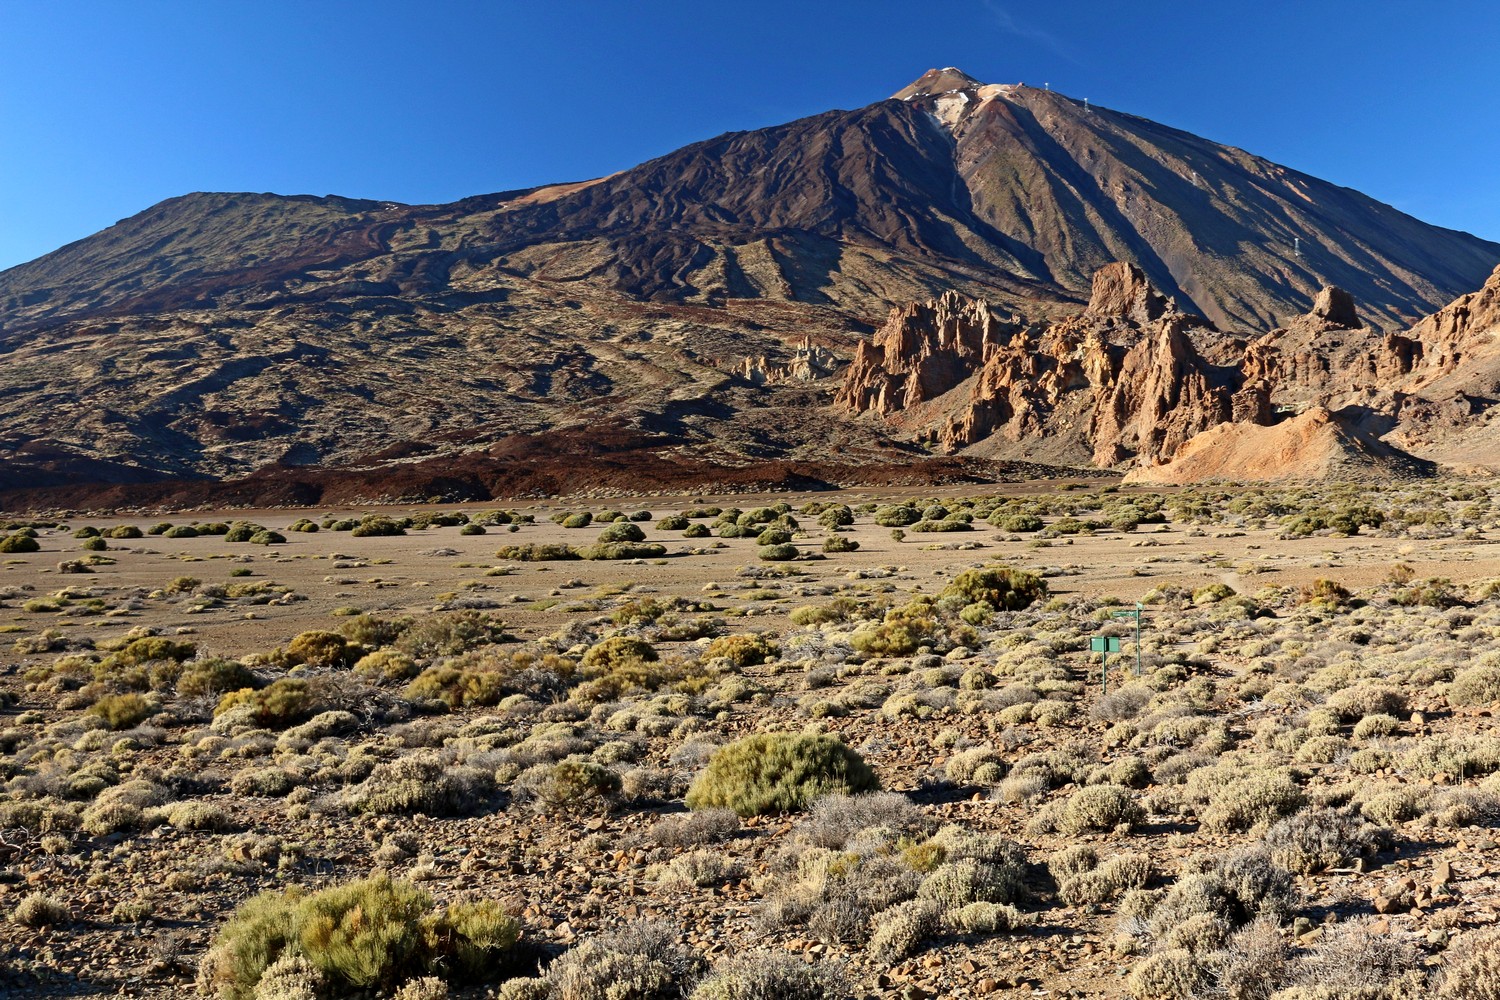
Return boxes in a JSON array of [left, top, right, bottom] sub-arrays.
[[88, 693, 155, 730], [944, 901, 1028, 935], [704, 633, 777, 668], [1193, 582, 1236, 605], [0, 534, 41, 553], [344, 755, 493, 816], [684, 523, 710, 538], [178, 658, 259, 699], [874, 505, 921, 527], [249, 530, 286, 545], [395, 611, 508, 658], [165, 525, 200, 538], [648, 808, 741, 849], [689, 951, 847, 1000], [758, 543, 799, 562], [799, 791, 928, 848], [686, 733, 878, 816], [108, 635, 198, 667], [542, 922, 704, 1000], [597, 521, 647, 544], [351, 516, 406, 537], [285, 631, 352, 669], [993, 513, 1043, 532], [849, 601, 940, 657], [867, 898, 942, 963], [107, 525, 143, 539], [12, 893, 67, 927], [1325, 685, 1406, 722], [909, 518, 971, 533], [1200, 770, 1306, 833], [197, 875, 519, 999], [1126, 949, 1205, 1000], [917, 857, 1021, 908], [1451, 665, 1500, 708], [81, 536, 107, 551], [224, 523, 262, 542], [1294, 916, 1424, 997], [941, 566, 1047, 611], [822, 535, 859, 554], [215, 679, 315, 729], [1264, 807, 1385, 874], [577, 541, 667, 560], [165, 802, 233, 832], [1036, 785, 1143, 835], [495, 543, 578, 562], [582, 636, 658, 670], [354, 649, 420, 686], [1438, 928, 1500, 999], [1057, 853, 1152, 905], [517, 757, 622, 813]]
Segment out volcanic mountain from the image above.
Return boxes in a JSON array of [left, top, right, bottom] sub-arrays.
[[1, 69, 1497, 504]]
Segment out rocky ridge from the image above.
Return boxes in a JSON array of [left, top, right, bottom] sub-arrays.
[[838, 262, 1500, 481]]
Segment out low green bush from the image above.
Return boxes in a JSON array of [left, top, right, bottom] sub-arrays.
[[87, 693, 155, 730], [351, 516, 406, 537], [940, 566, 1047, 611], [686, 733, 878, 816], [197, 874, 519, 999], [0, 534, 40, 553], [494, 543, 579, 562], [215, 679, 315, 729]]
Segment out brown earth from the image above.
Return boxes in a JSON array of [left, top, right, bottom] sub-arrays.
[[6, 483, 1500, 999]]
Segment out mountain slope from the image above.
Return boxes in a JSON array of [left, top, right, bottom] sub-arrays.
[[1, 69, 1497, 502]]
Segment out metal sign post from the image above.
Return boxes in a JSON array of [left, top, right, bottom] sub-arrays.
[[1089, 635, 1122, 694], [1109, 602, 1145, 676]]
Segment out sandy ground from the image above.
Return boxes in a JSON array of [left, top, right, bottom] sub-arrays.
[[4, 485, 1494, 658]]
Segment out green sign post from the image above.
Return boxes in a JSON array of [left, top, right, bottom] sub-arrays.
[[1089, 635, 1122, 694], [1109, 602, 1146, 677]]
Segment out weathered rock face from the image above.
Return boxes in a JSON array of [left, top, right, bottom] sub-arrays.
[[1399, 263, 1500, 383], [833, 291, 1025, 415], [839, 262, 1500, 480], [736, 337, 839, 385], [1311, 286, 1361, 329], [839, 266, 1257, 468], [1083, 263, 1171, 326]]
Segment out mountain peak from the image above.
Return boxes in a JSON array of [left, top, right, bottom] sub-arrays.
[[892, 67, 985, 100]]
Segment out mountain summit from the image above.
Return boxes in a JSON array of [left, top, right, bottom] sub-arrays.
[[0, 70, 1497, 501], [891, 66, 986, 99]]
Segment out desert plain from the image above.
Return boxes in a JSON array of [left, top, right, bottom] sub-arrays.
[[5, 480, 1500, 1000]]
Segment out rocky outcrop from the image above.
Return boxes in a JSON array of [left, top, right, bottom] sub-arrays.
[[1126, 407, 1437, 484], [833, 291, 1025, 414], [1083, 263, 1171, 326], [1399, 263, 1500, 384], [1311, 286, 1361, 329], [736, 337, 839, 385], [839, 266, 1261, 469], [1088, 316, 1242, 466]]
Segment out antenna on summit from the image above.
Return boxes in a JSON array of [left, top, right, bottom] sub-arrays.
[[1294, 237, 1301, 258], [1084, 97, 1090, 111], [1044, 81, 1049, 91]]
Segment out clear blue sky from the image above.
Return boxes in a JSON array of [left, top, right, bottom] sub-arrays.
[[3, 1, 1498, 271]]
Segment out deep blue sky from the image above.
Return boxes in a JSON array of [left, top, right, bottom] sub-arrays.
[[3, 1, 1499, 271]]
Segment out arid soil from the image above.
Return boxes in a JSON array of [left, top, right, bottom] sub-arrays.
[[5, 482, 1500, 999]]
